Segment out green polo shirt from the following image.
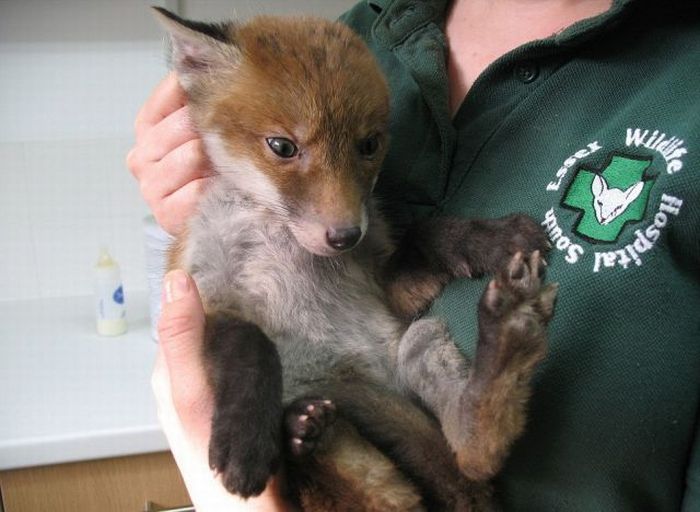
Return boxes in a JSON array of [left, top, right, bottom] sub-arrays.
[[341, 1, 700, 510]]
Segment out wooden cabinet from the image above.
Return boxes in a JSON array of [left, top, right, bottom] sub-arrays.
[[0, 452, 191, 512]]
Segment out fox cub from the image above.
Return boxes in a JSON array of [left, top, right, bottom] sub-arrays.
[[154, 8, 557, 512]]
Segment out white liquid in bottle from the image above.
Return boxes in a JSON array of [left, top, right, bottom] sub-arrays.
[[94, 248, 127, 336]]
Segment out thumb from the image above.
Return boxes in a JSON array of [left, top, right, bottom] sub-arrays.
[[158, 269, 210, 420]]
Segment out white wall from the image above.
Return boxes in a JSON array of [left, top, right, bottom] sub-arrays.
[[0, 0, 356, 302], [179, 0, 355, 20]]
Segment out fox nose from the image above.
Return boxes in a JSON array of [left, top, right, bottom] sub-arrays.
[[326, 226, 362, 251]]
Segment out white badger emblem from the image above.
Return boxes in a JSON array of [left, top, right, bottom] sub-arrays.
[[591, 175, 644, 225]]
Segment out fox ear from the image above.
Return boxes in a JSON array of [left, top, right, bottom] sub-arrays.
[[624, 181, 644, 204], [151, 7, 240, 90], [591, 175, 607, 197]]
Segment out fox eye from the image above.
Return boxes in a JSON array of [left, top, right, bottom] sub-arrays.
[[266, 137, 298, 158], [358, 134, 380, 159]]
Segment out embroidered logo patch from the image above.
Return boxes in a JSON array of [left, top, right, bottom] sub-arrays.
[[541, 128, 687, 273], [561, 154, 655, 243]]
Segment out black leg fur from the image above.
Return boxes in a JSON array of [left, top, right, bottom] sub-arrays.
[[383, 214, 550, 319], [204, 313, 284, 497]]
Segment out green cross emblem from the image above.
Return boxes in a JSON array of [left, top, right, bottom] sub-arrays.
[[562, 154, 655, 243]]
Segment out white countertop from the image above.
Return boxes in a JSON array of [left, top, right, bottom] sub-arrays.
[[0, 291, 168, 470]]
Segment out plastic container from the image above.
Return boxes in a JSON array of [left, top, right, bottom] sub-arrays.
[[94, 248, 128, 336], [143, 215, 174, 341]]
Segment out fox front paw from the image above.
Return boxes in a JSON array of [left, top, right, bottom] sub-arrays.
[[470, 214, 552, 278], [493, 213, 551, 267], [426, 214, 551, 280], [284, 397, 336, 459], [208, 409, 280, 498], [475, 250, 558, 378]]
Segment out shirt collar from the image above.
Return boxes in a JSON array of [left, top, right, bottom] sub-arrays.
[[367, 0, 637, 14], [367, 0, 390, 11], [371, 0, 448, 48], [554, 0, 637, 46], [368, 0, 640, 48]]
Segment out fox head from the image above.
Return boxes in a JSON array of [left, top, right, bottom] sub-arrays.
[[591, 175, 644, 226], [153, 8, 390, 256]]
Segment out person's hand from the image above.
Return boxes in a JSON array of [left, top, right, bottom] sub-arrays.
[[127, 73, 212, 235], [153, 269, 290, 511]]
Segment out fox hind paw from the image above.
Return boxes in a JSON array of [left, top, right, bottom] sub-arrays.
[[284, 397, 336, 458], [477, 251, 558, 376]]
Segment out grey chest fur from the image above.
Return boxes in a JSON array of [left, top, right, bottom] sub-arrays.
[[184, 188, 403, 396]]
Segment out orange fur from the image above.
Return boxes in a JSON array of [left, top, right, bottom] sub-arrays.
[[189, 17, 390, 226], [297, 421, 425, 512]]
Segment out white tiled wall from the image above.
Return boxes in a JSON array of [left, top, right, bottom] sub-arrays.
[[0, 0, 356, 302], [0, 138, 150, 300], [0, 0, 165, 302]]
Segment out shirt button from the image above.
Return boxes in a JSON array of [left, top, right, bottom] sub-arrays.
[[514, 61, 539, 83]]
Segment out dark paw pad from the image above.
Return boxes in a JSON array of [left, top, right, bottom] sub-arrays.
[[284, 397, 336, 458]]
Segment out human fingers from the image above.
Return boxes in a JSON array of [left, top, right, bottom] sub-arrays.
[[132, 134, 211, 234], [151, 176, 210, 235], [135, 106, 201, 164], [127, 73, 213, 235], [151, 346, 170, 411], [157, 269, 212, 441], [137, 137, 211, 201], [154, 271, 293, 511], [134, 72, 187, 139]]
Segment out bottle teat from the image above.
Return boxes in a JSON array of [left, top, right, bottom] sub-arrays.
[[96, 247, 116, 268]]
